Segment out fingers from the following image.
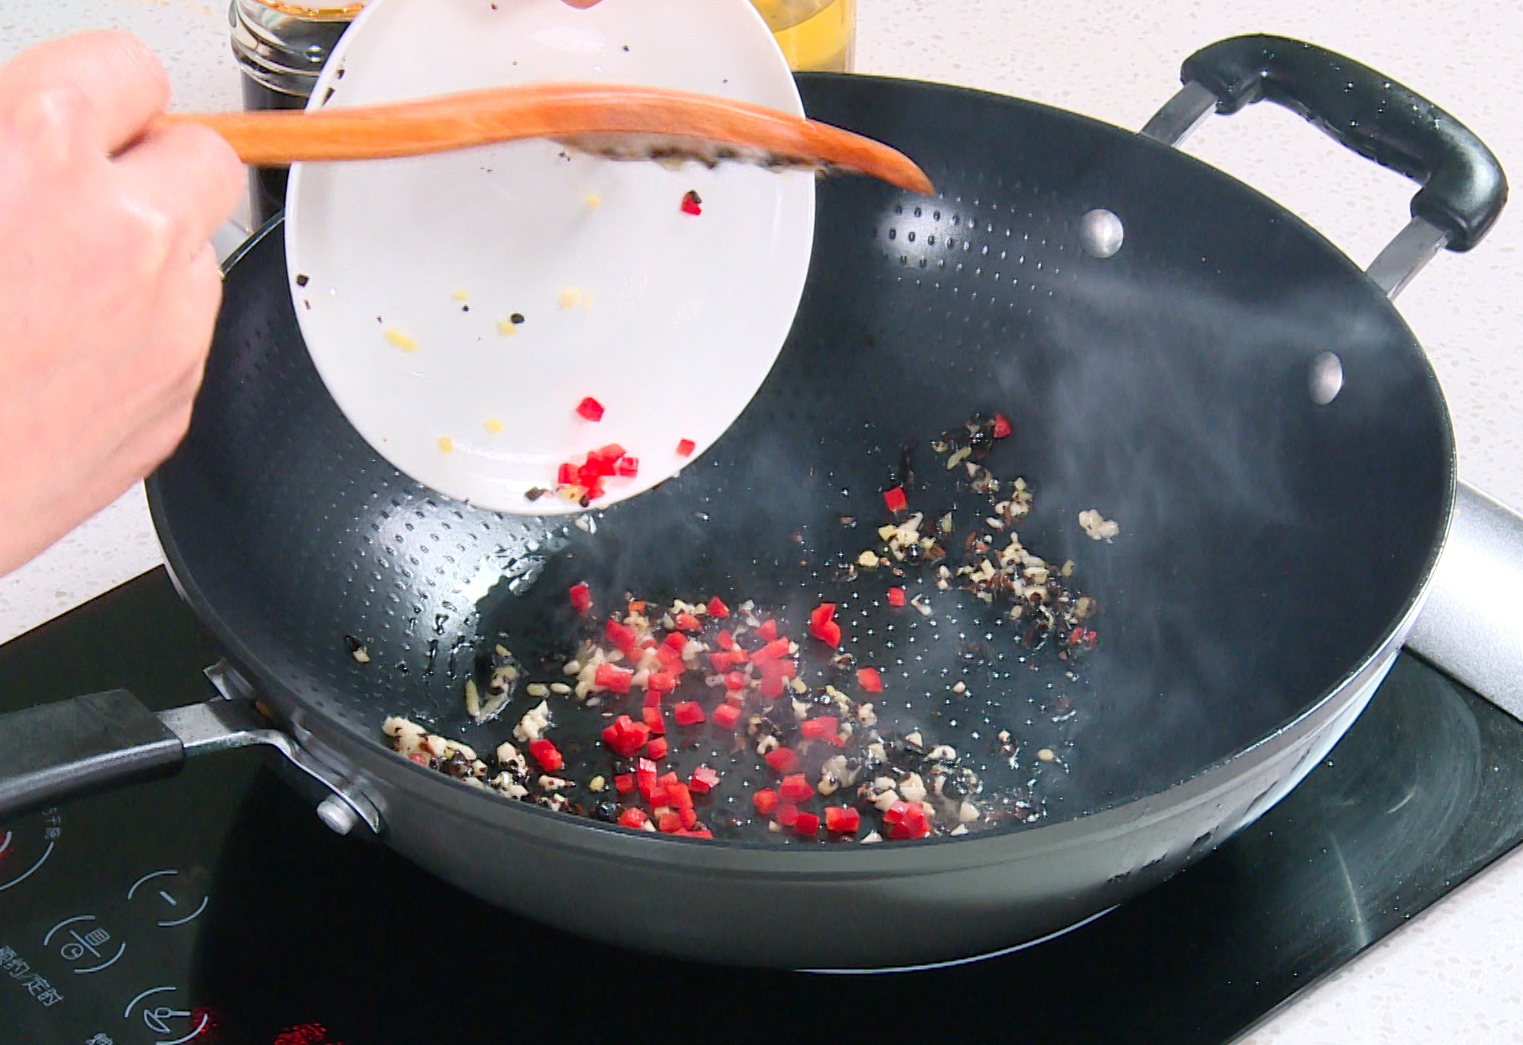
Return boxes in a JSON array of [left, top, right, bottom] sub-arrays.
[[0, 31, 169, 156], [112, 120, 245, 252]]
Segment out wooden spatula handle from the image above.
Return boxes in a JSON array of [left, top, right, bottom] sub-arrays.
[[159, 82, 933, 195]]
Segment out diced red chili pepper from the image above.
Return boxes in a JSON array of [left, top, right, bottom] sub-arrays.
[[992, 413, 1012, 439], [711, 703, 741, 730], [755, 619, 778, 642], [614, 773, 634, 794], [584, 476, 605, 501], [680, 806, 699, 830], [750, 637, 792, 665], [824, 806, 860, 833], [604, 619, 638, 655], [888, 807, 931, 841], [715, 629, 735, 650], [601, 715, 651, 757], [752, 788, 779, 815], [588, 442, 625, 470], [655, 645, 683, 672], [707, 651, 733, 673], [724, 671, 745, 691], [882, 800, 910, 825], [886, 587, 906, 607], [676, 438, 696, 456], [808, 603, 841, 648], [672, 701, 706, 726], [667, 782, 693, 810], [647, 670, 678, 694], [594, 662, 634, 694], [569, 582, 592, 615], [628, 599, 646, 614], [408, 752, 431, 765], [798, 715, 839, 741], [906, 805, 930, 835], [674, 611, 701, 632], [636, 757, 657, 798], [663, 631, 688, 651], [793, 812, 820, 835], [647, 736, 669, 759], [779, 773, 813, 802], [1067, 626, 1098, 650], [616, 456, 639, 477], [575, 396, 605, 422], [527, 738, 563, 772], [882, 485, 908, 513], [678, 826, 714, 839], [758, 658, 794, 681], [577, 461, 604, 487], [643, 689, 663, 709], [775, 802, 799, 827], [649, 786, 668, 807], [642, 706, 665, 734], [689, 765, 721, 794], [680, 189, 703, 215], [759, 674, 784, 699], [764, 747, 801, 774], [618, 807, 648, 829], [557, 462, 577, 486], [657, 811, 682, 833], [857, 667, 883, 693], [705, 596, 730, 619]]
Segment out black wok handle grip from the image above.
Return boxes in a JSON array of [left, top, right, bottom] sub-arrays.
[[1181, 35, 1507, 251], [0, 690, 184, 824]]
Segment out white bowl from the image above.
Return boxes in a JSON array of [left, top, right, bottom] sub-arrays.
[[285, 0, 815, 513]]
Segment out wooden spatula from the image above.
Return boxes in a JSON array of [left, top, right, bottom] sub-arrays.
[[159, 81, 934, 195]]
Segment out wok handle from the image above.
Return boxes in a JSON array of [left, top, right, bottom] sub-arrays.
[[1178, 35, 1507, 253], [0, 683, 386, 834], [0, 690, 184, 824]]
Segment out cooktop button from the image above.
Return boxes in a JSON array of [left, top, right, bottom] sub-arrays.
[[126, 869, 209, 928], [42, 913, 127, 974], [123, 985, 211, 1044], [0, 808, 61, 894]]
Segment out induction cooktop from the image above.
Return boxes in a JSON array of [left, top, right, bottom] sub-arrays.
[[2, 568, 1521, 1045]]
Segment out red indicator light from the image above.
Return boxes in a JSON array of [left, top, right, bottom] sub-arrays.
[[273, 1023, 342, 1045]]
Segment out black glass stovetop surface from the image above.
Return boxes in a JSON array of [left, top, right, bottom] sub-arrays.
[[2, 569, 1522, 1045]]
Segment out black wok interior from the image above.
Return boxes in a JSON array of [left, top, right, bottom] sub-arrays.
[[149, 74, 1451, 830]]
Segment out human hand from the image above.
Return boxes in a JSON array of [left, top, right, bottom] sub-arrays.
[[0, 31, 242, 577]]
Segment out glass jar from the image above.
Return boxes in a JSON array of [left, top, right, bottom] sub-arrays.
[[229, 0, 365, 223], [750, 0, 856, 73]]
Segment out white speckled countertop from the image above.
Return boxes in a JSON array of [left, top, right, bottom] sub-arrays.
[[3, 1, 1522, 1039]]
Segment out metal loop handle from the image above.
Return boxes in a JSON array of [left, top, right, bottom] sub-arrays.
[[1178, 35, 1507, 253], [1142, 36, 1508, 298]]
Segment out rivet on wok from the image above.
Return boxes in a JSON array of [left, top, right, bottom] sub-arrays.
[[1309, 351, 1344, 405], [1078, 209, 1124, 258]]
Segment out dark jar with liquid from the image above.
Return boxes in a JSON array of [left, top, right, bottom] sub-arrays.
[[229, 0, 363, 224]]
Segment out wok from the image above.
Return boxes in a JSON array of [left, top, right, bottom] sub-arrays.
[[0, 36, 1511, 967]]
